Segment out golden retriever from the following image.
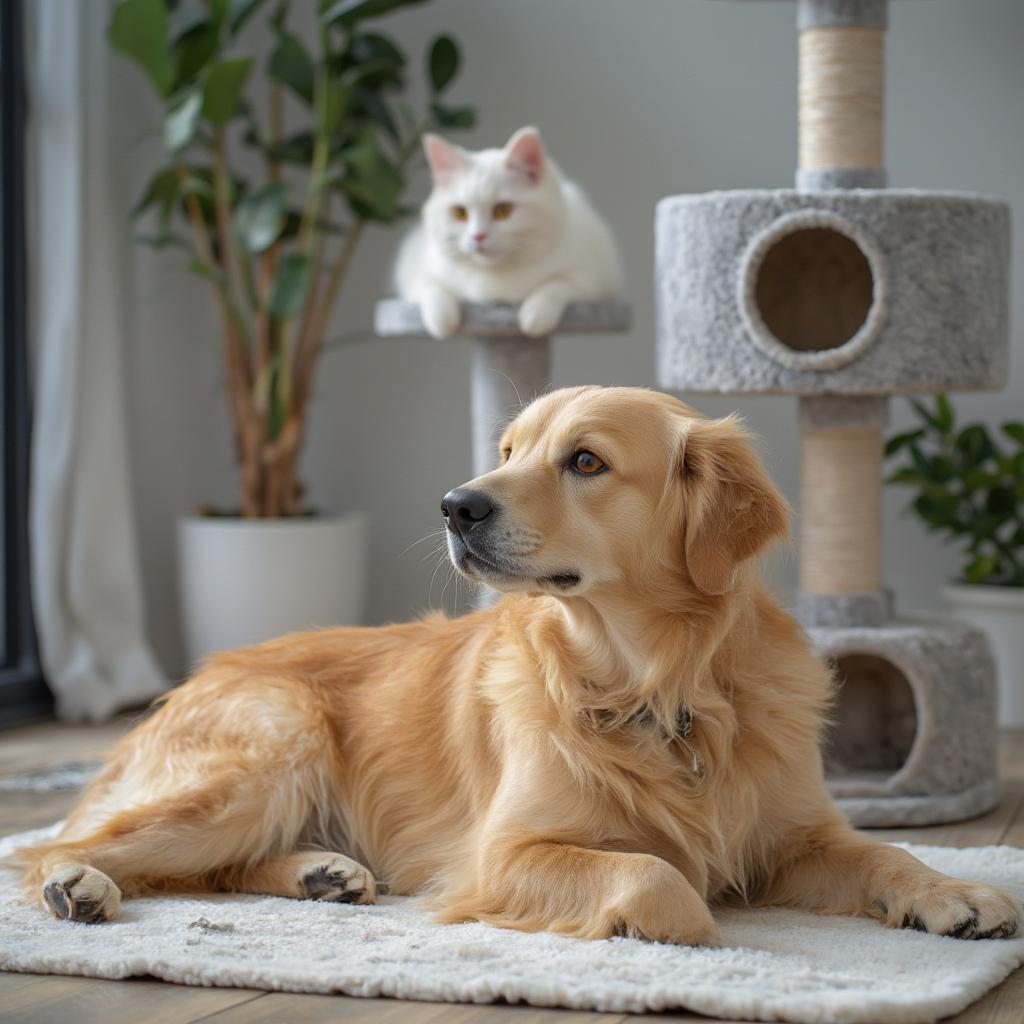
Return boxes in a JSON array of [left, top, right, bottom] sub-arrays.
[[15, 386, 1021, 944]]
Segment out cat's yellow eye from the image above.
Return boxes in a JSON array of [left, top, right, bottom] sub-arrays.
[[492, 202, 514, 221], [571, 451, 607, 476], [451, 205, 468, 221]]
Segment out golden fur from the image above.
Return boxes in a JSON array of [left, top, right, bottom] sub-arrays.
[[14, 386, 1021, 943]]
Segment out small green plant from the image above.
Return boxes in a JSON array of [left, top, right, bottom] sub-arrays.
[[885, 396, 1024, 586], [108, 0, 476, 516]]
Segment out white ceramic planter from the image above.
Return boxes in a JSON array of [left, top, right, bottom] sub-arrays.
[[178, 514, 368, 668], [944, 583, 1024, 729]]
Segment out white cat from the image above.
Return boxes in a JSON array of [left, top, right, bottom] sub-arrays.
[[394, 126, 622, 339]]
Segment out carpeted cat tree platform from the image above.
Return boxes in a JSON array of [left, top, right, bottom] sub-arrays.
[[657, 0, 1010, 825]]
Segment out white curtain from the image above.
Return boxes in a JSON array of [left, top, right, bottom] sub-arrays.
[[28, 0, 167, 721]]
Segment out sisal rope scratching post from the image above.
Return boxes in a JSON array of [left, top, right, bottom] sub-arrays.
[[796, 7, 887, 611], [800, 428, 882, 593], [798, 27, 884, 173]]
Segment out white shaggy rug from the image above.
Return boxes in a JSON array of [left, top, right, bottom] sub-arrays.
[[2, 827, 1023, 1024]]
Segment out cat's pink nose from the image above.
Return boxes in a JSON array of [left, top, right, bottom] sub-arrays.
[[472, 232, 487, 243]]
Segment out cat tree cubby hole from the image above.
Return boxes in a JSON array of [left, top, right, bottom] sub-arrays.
[[740, 211, 886, 372], [824, 652, 918, 788]]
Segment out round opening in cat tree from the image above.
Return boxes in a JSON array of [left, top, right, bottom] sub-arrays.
[[824, 652, 918, 788], [738, 210, 887, 372]]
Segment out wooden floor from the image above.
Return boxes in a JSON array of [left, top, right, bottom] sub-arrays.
[[1, 719, 1022, 1024]]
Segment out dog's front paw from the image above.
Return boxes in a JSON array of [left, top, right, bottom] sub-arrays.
[[420, 291, 461, 339], [604, 856, 719, 946], [42, 863, 121, 923], [517, 291, 566, 337], [299, 853, 377, 905], [610, 907, 720, 946], [888, 879, 1021, 940]]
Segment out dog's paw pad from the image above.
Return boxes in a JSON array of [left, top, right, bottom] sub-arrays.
[[301, 856, 376, 905], [42, 865, 120, 923]]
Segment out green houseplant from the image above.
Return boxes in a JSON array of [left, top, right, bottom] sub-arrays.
[[110, 0, 476, 517], [886, 395, 1024, 725], [108, 0, 477, 661]]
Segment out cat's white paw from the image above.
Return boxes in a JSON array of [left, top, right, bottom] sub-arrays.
[[421, 292, 461, 339], [518, 292, 566, 337]]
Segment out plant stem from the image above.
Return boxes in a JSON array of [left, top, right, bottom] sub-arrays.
[[177, 163, 262, 516], [211, 133, 254, 331], [294, 218, 365, 415]]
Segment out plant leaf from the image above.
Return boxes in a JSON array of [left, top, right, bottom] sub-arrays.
[[108, 0, 176, 97], [428, 35, 458, 93], [909, 398, 940, 430], [165, 88, 203, 151], [909, 445, 949, 483], [234, 183, 288, 252], [132, 166, 181, 224], [172, 23, 221, 88], [336, 134, 403, 221], [349, 32, 406, 71], [955, 424, 996, 469], [963, 554, 1000, 584], [985, 485, 1018, 517], [228, 0, 266, 32], [168, 0, 209, 41], [885, 467, 925, 486], [935, 394, 954, 433], [351, 88, 400, 142], [269, 253, 311, 317], [323, 82, 352, 133], [321, 0, 428, 27], [202, 57, 254, 125], [1003, 422, 1024, 446], [430, 101, 475, 129], [267, 31, 314, 103], [884, 429, 925, 458]]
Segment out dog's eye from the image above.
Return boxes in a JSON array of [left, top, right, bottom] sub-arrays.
[[570, 451, 607, 476], [451, 205, 468, 221], [501, 446, 512, 463], [492, 202, 514, 220]]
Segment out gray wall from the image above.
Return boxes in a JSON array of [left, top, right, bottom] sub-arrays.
[[117, 0, 1024, 678]]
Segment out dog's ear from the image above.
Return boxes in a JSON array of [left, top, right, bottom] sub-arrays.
[[679, 416, 789, 595]]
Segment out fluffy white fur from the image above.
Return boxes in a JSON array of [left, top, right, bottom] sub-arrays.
[[394, 126, 622, 338]]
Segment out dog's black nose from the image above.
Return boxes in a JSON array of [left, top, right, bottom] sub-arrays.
[[441, 488, 494, 533]]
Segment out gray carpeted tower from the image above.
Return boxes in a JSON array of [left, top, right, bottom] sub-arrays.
[[656, 0, 1010, 824]]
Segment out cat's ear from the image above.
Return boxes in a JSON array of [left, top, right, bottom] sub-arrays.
[[504, 126, 545, 184], [423, 134, 466, 185]]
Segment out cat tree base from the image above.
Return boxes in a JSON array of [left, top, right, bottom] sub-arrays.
[[811, 616, 1000, 827]]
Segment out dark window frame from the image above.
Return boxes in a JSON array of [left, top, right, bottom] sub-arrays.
[[1, 0, 49, 726]]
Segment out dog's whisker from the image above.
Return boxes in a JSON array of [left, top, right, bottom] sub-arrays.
[[490, 368, 525, 413], [421, 542, 448, 565], [427, 549, 450, 606], [400, 530, 447, 559]]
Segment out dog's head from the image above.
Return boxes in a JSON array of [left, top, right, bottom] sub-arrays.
[[441, 386, 788, 599]]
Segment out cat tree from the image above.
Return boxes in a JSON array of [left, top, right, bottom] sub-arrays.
[[657, 0, 1010, 824]]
